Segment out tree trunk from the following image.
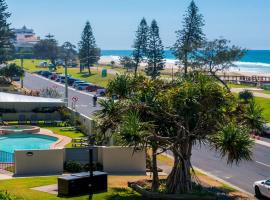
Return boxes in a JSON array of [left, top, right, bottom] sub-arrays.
[[166, 149, 192, 194], [88, 66, 91, 75], [184, 53, 188, 75], [151, 146, 159, 192], [134, 61, 139, 77], [211, 72, 230, 92]]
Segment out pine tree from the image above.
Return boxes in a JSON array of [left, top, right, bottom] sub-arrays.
[[132, 18, 148, 76], [145, 20, 164, 79], [34, 35, 59, 66], [173, 0, 205, 74], [78, 21, 100, 75], [0, 0, 15, 64]]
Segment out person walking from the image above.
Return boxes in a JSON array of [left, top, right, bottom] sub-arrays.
[[93, 94, 97, 107]]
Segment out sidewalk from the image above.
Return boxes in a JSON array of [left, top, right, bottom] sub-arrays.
[[231, 87, 270, 99]]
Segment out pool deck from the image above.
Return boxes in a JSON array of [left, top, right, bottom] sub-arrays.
[[37, 128, 72, 149]]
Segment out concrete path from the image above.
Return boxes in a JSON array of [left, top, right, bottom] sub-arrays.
[[0, 169, 12, 180], [231, 88, 270, 99]]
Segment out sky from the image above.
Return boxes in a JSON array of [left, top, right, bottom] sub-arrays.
[[5, 0, 270, 50]]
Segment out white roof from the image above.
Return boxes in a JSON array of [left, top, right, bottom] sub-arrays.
[[0, 92, 64, 104]]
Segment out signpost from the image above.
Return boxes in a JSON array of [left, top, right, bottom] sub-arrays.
[[71, 96, 79, 110]]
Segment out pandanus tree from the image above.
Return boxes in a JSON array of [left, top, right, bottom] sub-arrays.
[[156, 73, 254, 193], [94, 72, 254, 194]]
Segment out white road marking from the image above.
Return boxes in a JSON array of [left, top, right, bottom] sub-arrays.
[[76, 105, 88, 107], [256, 161, 270, 168]]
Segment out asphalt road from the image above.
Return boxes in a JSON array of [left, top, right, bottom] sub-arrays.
[[22, 72, 270, 196], [22, 72, 101, 116], [192, 143, 270, 195]]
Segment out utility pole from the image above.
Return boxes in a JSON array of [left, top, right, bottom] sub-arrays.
[[20, 56, 24, 88], [64, 58, 68, 106]]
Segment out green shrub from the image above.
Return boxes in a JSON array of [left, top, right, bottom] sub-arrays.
[[239, 90, 254, 104], [64, 161, 82, 173], [0, 191, 21, 200]]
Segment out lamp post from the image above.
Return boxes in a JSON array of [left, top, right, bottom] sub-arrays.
[[20, 57, 24, 88], [88, 147, 94, 200], [64, 58, 68, 106]]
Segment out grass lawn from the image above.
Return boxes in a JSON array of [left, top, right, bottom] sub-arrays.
[[0, 176, 148, 200], [41, 126, 85, 147], [228, 83, 256, 88], [254, 96, 270, 122]]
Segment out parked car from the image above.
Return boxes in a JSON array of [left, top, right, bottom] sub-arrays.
[[67, 78, 79, 86], [60, 76, 72, 84], [86, 85, 101, 92], [48, 72, 58, 80], [254, 178, 270, 198], [38, 61, 49, 68], [96, 88, 106, 96], [263, 123, 270, 135], [33, 70, 43, 75], [73, 81, 85, 88], [56, 75, 65, 82], [12, 76, 20, 81], [40, 71, 52, 78], [75, 83, 92, 90]]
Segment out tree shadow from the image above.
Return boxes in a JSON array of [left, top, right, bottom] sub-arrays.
[[79, 71, 97, 78]]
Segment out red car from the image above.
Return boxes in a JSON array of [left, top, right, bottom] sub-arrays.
[[86, 85, 102, 92]]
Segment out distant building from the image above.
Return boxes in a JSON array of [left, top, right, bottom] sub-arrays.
[[14, 25, 40, 49]]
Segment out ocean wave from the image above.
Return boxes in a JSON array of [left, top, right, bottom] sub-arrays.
[[234, 61, 270, 68]]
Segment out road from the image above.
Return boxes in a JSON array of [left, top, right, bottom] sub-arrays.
[[22, 72, 270, 196], [192, 143, 270, 194], [22, 72, 101, 116]]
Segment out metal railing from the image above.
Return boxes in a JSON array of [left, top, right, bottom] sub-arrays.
[[0, 150, 14, 172]]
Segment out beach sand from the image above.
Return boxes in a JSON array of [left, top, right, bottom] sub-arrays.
[[99, 56, 270, 77]]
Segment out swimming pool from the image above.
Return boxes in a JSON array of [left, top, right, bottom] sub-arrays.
[[0, 133, 58, 153]]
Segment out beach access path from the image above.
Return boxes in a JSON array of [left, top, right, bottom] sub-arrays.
[[231, 87, 270, 99]]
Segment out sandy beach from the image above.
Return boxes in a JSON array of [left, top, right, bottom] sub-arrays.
[[98, 56, 270, 77]]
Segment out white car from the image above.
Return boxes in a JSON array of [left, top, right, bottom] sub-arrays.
[[254, 178, 270, 198], [263, 123, 270, 135]]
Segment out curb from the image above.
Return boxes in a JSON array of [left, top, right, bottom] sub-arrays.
[[162, 153, 254, 198]]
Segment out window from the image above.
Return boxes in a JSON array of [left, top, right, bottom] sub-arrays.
[[265, 179, 270, 186]]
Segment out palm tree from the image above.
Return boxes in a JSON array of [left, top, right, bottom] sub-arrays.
[[245, 100, 265, 135]]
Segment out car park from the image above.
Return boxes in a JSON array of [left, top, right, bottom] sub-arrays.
[[75, 83, 92, 90], [254, 178, 270, 198], [73, 81, 85, 88]]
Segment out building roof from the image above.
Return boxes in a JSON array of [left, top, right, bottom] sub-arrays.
[[0, 92, 64, 104]]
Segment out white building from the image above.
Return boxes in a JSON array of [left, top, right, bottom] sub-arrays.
[[14, 26, 40, 49]]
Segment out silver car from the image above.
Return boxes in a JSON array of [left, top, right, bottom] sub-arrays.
[[73, 81, 85, 88]]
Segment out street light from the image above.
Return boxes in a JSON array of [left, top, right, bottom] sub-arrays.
[[88, 147, 94, 200]]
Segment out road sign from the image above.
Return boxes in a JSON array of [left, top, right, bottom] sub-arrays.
[[72, 96, 79, 102]]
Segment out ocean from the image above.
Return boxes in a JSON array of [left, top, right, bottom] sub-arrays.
[[101, 50, 270, 73]]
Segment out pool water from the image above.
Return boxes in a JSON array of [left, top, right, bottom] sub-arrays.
[[0, 133, 58, 153]]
